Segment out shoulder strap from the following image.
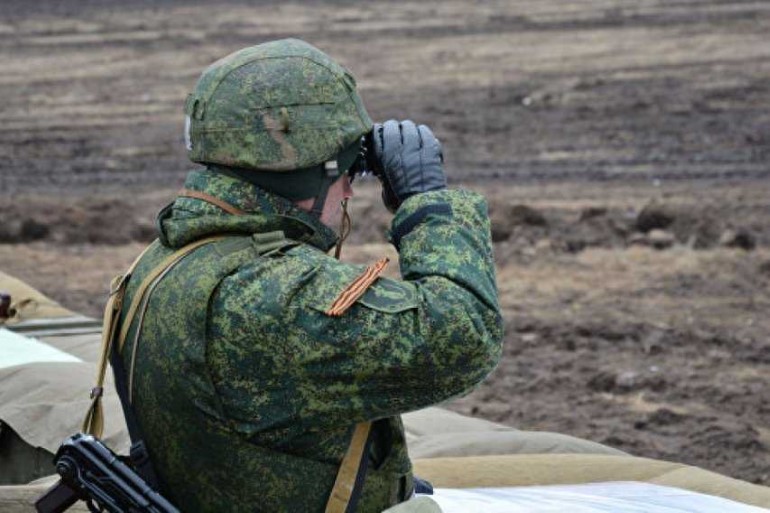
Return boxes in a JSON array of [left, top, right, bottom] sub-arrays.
[[81, 243, 153, 438], [178, 188, 246, 216], [325, 227, 376, 512], [325, 421, 373, 513], [113, 235, 235, 489], [117, 235, 228, 354], [82, 235, 226, 438]]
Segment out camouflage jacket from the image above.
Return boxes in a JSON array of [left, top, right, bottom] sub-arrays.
[[116, 169, 503, 512]]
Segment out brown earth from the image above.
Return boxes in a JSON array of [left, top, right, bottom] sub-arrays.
[[1, 0, 769, 486]]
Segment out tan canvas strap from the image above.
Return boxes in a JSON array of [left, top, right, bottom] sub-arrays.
[[325, 421, 373, 513], [325, 220, 379, 512], [117, 236, 227, 353], [178, 188, 246, 216], [82, 236, 226, 437], [120, 230, 297, 404], [126, 256, 185, 404], [82, 243, 154, 437]]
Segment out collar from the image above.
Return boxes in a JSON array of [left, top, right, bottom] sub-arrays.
[[157, 168, 339, 252]]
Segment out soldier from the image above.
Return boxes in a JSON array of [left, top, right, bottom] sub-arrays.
[[114, 39, 503, 512]]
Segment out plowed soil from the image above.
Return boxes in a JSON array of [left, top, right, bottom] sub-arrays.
[[1, 0, 769, 486]]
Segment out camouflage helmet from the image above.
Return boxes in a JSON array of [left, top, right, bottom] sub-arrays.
[[184, 38, 373, 173]]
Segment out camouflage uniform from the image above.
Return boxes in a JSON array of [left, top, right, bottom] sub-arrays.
[[116, 38, 502, 513]]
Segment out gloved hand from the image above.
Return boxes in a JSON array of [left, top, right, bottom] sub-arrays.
[[372, 120, 447, 212]]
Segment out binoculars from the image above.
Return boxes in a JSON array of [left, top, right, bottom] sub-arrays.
[[347, 132, 382, 183]]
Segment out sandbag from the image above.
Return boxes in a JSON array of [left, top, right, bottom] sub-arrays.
[[404, 408, 624, 458], [0, 361, 129, 456], [0, 423, 54, 486], [0, 272, 74, 322], [411, 454, 770, 509], [385, 482, 770, 513]]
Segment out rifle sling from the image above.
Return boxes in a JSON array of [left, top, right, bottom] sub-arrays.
[[87, 236, 226, 487], [110, 335, 161, 488], [81, 243, 153, 439], [326, 421, 373, 513]]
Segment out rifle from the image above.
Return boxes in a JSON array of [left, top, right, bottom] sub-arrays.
[[35, 433, 179, 513]]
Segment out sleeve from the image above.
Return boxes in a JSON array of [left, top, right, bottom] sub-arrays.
[[285, 188, 503, 429]]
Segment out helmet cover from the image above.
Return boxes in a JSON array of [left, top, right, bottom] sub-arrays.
[[185, 38, 373, 172]]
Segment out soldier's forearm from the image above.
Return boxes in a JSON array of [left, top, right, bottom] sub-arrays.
[[392, 188, 500, 315]]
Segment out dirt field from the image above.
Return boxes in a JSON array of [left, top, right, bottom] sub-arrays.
[[1, 1, 769, 486]]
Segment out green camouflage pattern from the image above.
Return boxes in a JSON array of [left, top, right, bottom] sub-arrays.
[[185, 39, 373, 171], [116, 169, 503, 512]]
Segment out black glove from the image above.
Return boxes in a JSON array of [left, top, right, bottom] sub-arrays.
[[372, 120, 447, 212]]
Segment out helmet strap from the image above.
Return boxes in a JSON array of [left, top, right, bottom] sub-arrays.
[[309, 176, 333, 217], [310, 161, 341, 217]]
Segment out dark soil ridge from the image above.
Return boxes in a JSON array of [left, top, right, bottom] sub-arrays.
[[3, 183, 768, 251]]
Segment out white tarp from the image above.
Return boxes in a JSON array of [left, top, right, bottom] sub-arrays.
[[0, 328, 81, 369], [424, 482, 770, 513]]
